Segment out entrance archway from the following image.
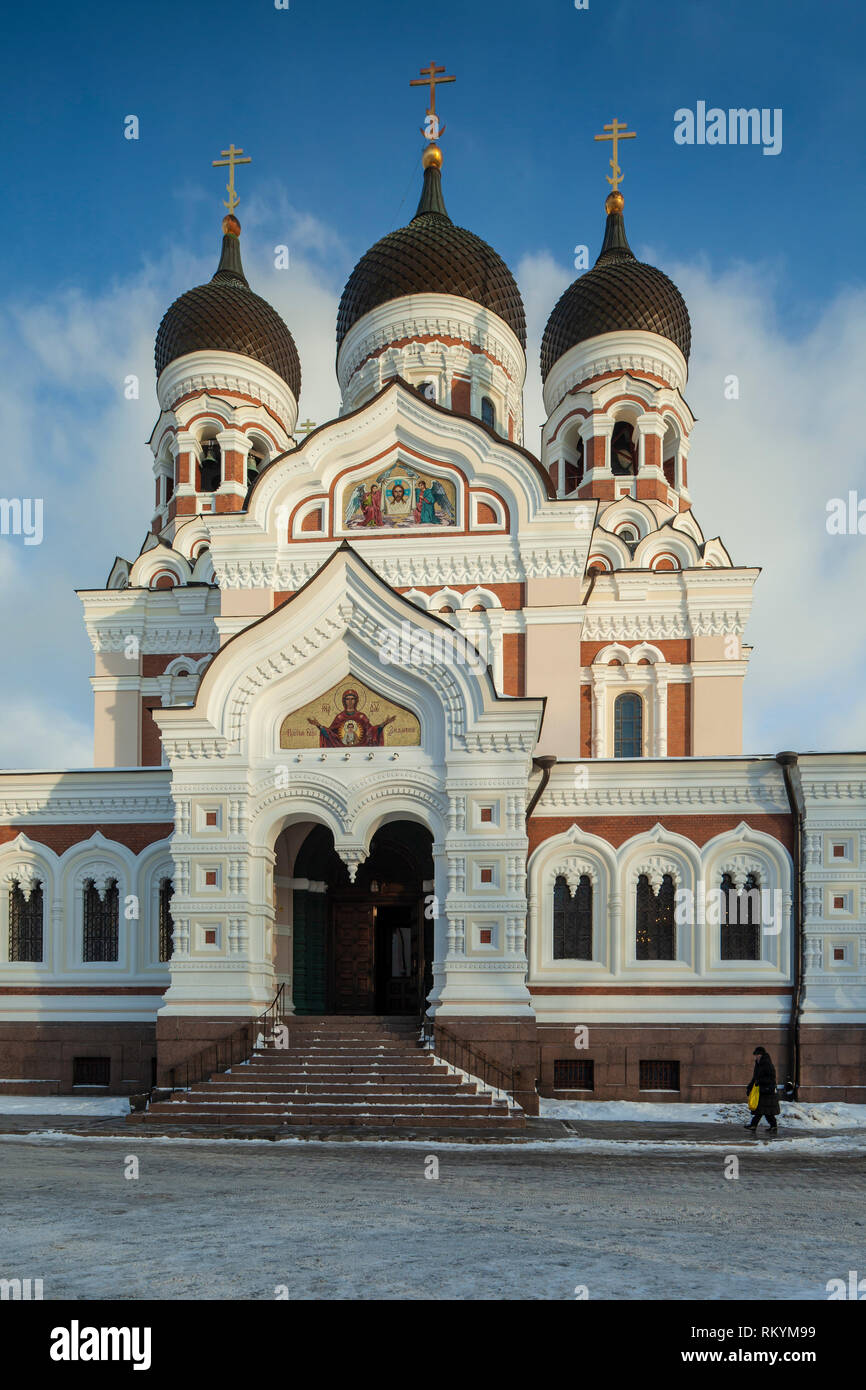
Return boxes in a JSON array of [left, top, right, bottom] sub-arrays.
[[290, 820, 434, 1016]]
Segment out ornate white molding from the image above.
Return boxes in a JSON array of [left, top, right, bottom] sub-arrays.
[[719, 857, 763, 889], [633, 856, 680, 894], [552, 857, 597, 894], [85, 623, 220, 654], [2, 863, 44, 900]]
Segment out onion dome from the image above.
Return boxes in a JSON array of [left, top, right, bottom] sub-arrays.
[[336, 148, 526, 349], [541, 191, 690, 382], [155, 214, 301, 397]]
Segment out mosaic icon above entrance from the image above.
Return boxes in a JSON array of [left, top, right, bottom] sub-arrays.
[[343, 462, 457, 529], [279, 678, 421, 748]]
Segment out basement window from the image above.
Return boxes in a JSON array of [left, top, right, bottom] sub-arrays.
[[553, 1059, 594, 1091], [73, 1057, 110, 1087], [639, 1060, 680, 1092]]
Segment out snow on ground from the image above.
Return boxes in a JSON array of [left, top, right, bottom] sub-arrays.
[[0, 1134, 863, 1299], [3, 1130, 866, 1156], [0, 1095, 130, 1116], [538, 1097, 866, 1128]]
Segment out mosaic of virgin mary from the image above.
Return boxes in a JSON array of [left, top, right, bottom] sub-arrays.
[[280, 680, 421, 749], [306, 688, 395, 747]]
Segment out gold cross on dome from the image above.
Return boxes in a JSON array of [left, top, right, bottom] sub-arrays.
[[594, 118, 636, 192], [296, 419, 317, 436], [410, 61, 455, 139], [212, 144, 252, 214]]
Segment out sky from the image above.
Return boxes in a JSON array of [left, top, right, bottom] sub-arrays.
[[1, 0, 865, 766]]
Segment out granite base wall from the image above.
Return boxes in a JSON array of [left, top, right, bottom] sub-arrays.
[[537, 1023, 866, 1103], [0, 1023, 157, 1095], [0, 1016, 861, 1104]]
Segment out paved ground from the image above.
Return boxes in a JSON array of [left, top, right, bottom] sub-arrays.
[[1, 1131, 864, 1299]]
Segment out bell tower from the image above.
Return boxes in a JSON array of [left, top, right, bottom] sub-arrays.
[[149, 147, 301, 540]]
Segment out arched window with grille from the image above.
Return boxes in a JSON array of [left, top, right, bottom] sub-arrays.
[[720, 872, 761, 960], [614, 692, 643, 757], [635, 873, 676, 960], [481, 396, 496, 430], [158, 878, 175, 962], [9, 878, 43, 962], [553, 874, 593, 960], [83, 879, 119, 962]]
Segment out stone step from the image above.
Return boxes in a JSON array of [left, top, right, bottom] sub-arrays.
[[249, 1046, 425, 1057], [142, 1107, 521, 1128], [232, 1067, 453, 1078], [172, 1090, 496, 1107], [200, 1080, 479, 1095], [156, 1096, 504, 1112]]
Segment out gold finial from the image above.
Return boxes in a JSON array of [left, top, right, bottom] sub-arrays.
[[410, 60, 455, 143], [212, 143, 252, 215], [594, 118, 636, 195]]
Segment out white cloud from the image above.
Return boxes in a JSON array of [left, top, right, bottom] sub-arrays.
[[0, 699, 92, 771]]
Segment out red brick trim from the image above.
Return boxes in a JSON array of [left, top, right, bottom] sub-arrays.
[[0, 987, 166, 996], [528, 815, 794, 855], [0, 825, 174, 853]]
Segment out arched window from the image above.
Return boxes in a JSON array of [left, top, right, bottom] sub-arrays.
[[611, 422, 636, 476], [199, 440, 221, 493], [246, 449, 266, 485], [481, 397, 496, 430], [158, 878, 175, 962], [635, 874, 676, 960], [83, 879, 119, 962], [614, 693, 643, 757], [720, 872, 761, 960], [9, 879, 43, 962], [553, 875, 593, 960], [418, 380, 436, 404], [618, 527, 637, 545], [564, 439, 584, 493]]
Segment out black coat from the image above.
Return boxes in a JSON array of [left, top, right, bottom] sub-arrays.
[[748, 1053, 780, 1116]]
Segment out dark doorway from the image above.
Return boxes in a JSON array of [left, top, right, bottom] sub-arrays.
[[292, 820, 434, 1015]]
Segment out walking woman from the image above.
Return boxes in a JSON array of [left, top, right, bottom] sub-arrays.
[[745, 1046, 780, 1132]]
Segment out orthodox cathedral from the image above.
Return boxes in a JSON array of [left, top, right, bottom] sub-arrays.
[[1, 79, 864, 1115]]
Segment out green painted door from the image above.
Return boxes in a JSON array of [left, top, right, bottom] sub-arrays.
[[292, 889, 327, 1014]]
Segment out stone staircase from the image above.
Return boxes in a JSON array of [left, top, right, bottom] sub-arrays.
[[135, 1016, 525, 1130]]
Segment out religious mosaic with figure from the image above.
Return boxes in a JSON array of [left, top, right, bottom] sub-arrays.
[[344, 462, 457, 529], [280, 679, 421, 748]]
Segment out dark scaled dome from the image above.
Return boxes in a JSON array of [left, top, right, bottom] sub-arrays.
[[541, 195, 690, 382], [155, 217, 301, 398], [337, 159, 526, 350]]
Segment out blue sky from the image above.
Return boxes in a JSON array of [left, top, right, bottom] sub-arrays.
[[5, 0, 863, 318], [1, 0, 865, 764]]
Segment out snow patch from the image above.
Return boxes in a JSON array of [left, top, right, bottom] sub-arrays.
[[538, 1098, 866, 1129], [0, 1096, 131, 1116]]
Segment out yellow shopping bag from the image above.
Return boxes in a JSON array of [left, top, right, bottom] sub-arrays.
[[748, 1083, 760, 1111]]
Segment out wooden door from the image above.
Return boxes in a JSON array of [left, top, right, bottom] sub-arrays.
[[331, 903, 375, 1013]]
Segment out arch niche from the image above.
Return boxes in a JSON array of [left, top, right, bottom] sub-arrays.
[[284, 818, 434, 1016]]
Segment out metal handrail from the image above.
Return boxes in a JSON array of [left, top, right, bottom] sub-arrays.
[[422, 1018, 517, 1100], [165, 983, 285, 1096]]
